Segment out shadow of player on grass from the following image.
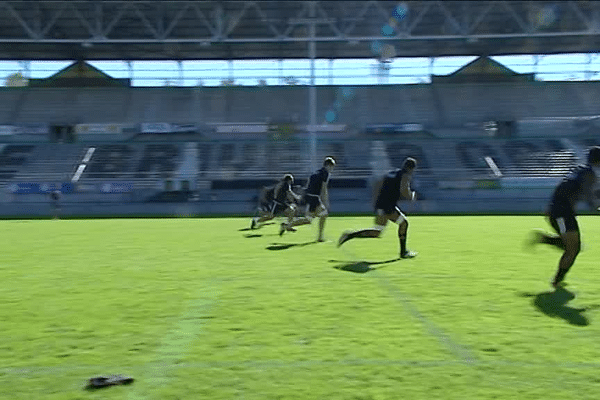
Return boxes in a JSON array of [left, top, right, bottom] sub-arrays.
[[330, 258, 400, 274], [521, 287, 591, 326], [238, 222, 275, 232], [266, 241, 318, 251]]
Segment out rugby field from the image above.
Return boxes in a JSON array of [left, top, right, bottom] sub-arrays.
[[2, 216, 600, 399]]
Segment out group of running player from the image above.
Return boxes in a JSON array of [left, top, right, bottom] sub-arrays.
[[249, 146, 600, 290], [250, 156, 336, 242], [250, 155, 419, 258]]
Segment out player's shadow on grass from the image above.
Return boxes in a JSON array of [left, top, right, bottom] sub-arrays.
[[520, 287, 592, 326], [330, 258, 400, 274], [267, 241, 317, 251], [238, 222, 275, 232]]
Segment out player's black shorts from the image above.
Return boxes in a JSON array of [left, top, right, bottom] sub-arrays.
[[548, 200, 578, 235], [375, 202, 399, 215], [304, 194, 323, 213]]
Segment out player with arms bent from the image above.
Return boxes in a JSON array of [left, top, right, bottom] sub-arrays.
[[250, 184, 276, 229], [280, 157, 335, 241], [251, 174, 300, 231], [530, 146, 600, 288], [338, 157, 418, 258]]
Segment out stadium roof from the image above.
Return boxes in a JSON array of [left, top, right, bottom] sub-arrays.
[[1, 1, 600, 60]]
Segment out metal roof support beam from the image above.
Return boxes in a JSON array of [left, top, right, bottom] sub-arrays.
[[191, 4, 217, 39], [164, 4, 191, 39], [466, 2, 495, 35], [2, 2, 39, 39], [33, 3, 42, 38], [41, 3, 67, 38], [131, 3, 160, 39], [249, 2, 281, 39], [315, 2, 342, 38], [407, 2, 432, 35], [95, 2, 103, 39], [568, 1, 593, 32], [103, 2, 130, 38], [499, 1, 530, 34], [436, 1, 465, 35], [223, 2, 251, 38], [308, 0, 317, 173], [343, 0, 376, 36], [156, 2, 165, 39], [3, 30, 600, 45], [214, 4, 224, 40], [1, 1, 600, 59], [70, 4, 97, 38], [283, 2, 308, 38]]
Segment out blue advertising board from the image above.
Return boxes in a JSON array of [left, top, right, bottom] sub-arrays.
[[9, 182, 74, 194]]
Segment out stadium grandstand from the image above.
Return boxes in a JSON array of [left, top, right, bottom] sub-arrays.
[[1, 0, 600, 216]]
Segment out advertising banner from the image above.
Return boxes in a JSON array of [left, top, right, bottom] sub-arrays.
[[365, 123, 424, 135], [0, 126, 15, 135], [14, 124, 49, 135], [9, 182, 74, 194], [75, 124, 123, 134], [141, 123, 171, 133], [141, 123, 197, 134], [99, 182, 133, 193], [170, 123, 196, 133]]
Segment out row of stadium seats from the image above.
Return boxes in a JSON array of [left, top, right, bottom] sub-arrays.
[[0, 138, 592, 187], [1, 82, 600, 127]]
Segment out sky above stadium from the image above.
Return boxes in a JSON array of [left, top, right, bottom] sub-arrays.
[[1, 53, 599, 87]]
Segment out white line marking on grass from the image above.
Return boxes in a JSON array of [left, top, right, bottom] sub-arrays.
[[371, 270, 478, 365], [126, 283, 218, 400]]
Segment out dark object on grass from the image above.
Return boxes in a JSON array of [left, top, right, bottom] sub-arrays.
[[86, 375, 134, 389]]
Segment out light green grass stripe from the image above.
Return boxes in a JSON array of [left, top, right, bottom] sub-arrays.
[[126, 282, 218, 400], [372, 270, 478, 364]]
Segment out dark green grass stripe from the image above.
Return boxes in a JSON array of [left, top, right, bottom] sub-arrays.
[[5, 358, 600, 377], [372, 270, 478, 364]]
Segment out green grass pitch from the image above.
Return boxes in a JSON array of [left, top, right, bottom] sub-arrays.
[[2, 215, 600, 399]]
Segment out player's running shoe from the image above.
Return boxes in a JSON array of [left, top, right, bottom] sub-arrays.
[[279, 223, 286, 236], [400, 250, 418, 259], [551, 280, 567, 290], [250, 219, 257, 230], [524, 229, 545, 251]]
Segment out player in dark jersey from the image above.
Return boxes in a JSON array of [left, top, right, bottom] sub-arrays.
[[251, 174, 300, 230], [280, 157, 336, 240], [250, 184, 275, 229], [529, 146, 600, 288], [50, 189, 61, 220], [338, 157, 418, 258]]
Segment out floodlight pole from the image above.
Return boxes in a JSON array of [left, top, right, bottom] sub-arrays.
[[308, 1, 317, 173]]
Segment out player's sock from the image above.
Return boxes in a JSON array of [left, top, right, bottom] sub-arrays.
[[279, 223, 287, 236], [400, 235, 407, 255], [553, 267, 570, 286]]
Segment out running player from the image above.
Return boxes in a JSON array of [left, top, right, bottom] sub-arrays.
[[529, 146, 600, 288], [252, 174, 300, 230], [338, 157, 418, 258], [280, 157, 335, 240], [250, 184, 275, 229], [50, 189, 61, 220]]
